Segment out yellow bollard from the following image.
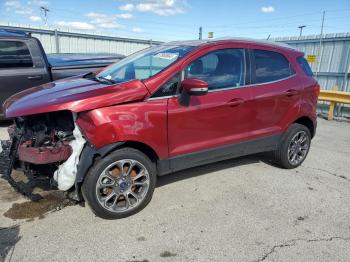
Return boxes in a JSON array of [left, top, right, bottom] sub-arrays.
[[328, 101, 336, 120]]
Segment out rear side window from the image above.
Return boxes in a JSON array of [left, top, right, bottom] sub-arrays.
[[297, 56, 313, 76], [0, 41, 33, 68], [253, 50, 294, 83]]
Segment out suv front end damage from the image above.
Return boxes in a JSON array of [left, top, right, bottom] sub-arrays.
[[0, 111, 86, 199]]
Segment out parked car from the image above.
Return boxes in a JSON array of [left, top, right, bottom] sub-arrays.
[[0, 30, 124, 118], [1, 38, 319, 219]]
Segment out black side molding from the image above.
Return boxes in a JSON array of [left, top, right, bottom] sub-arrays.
[[157, 134, 282, 175]]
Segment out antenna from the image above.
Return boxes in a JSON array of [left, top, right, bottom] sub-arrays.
[[40, 6, 50, 25]]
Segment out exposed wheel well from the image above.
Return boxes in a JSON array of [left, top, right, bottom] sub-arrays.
[[116, 141, 159, 163], [293, 116, 315, 137]]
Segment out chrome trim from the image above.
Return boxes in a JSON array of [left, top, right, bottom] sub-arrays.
[[147, 95, 178, 101], [146, 74, 296, 100], [208, 74, 297, 93], [190, 87, 208, 92]]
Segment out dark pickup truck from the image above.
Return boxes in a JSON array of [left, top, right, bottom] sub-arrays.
[[0, 30, 125, 118]]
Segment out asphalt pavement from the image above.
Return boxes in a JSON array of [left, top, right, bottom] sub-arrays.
[[0, 118, 349, 262]]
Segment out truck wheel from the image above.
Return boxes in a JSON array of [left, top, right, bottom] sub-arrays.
[[82, 148, 156, 219], [273, 123, 311, 169]]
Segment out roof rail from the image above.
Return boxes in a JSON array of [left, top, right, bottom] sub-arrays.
[[0, 29, 31, 37]]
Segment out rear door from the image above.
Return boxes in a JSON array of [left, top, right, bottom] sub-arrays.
[[0, 38, 50, 117], [167, 48, 254, 168], [247, 49, 300, 138]]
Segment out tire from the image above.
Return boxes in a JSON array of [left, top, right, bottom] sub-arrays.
[[273, 123, 311, 169], [82, 148, 157, 219]]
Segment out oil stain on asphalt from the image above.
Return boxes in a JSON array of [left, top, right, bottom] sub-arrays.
[[3, 191, 75, 220], [160, 251, 177, 257]]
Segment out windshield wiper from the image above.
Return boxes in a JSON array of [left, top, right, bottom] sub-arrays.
[[83, 72, 115, 85], [95, 76, 115, 85]]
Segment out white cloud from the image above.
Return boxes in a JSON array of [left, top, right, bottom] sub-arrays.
[[85, 12, 122, 29], [135, 0, 187, 16], [116, 13, 133, 19], [55, 21, 95, 30], [119, 3, 134, 12], [28, 0, 49, 6], [261, 6, 274, 13], [5, 0, 33, 15], [132, 27, 144, 33], [29, 15, 42, 21]]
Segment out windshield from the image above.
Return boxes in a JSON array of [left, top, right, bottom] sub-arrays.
[[97, 45, 194, 83]]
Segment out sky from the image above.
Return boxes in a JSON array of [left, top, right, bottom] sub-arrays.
[[1, 0, 350, 41]]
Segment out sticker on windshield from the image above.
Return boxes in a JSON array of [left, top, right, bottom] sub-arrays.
[[154, 53, 179, 60]]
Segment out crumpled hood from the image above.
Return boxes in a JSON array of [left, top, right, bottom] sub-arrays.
[[4, 76, 150, 118]]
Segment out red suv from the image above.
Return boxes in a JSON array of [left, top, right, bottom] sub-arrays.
[[2, 38, 319, 219]]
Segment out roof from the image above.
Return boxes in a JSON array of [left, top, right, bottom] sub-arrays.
[[0, 29, 30, 38], [166, 37, 297, 51]]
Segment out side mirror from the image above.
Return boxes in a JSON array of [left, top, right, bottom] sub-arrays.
[[178, 78, 208, 106], [180, 78, 208, 96]]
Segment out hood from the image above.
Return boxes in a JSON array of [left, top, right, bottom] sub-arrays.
[[4, 76, 150, 118]]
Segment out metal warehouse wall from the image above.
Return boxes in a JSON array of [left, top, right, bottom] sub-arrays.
[[275, 33, 350, 92], [274, 33, 350, 118], [0, 23, 162, 56]]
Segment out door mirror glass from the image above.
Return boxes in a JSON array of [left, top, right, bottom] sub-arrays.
[[180, 78, 208, 96]]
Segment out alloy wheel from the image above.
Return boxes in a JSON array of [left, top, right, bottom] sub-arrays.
[[95, 159, 150, 213], [287, 130, 310, 166]]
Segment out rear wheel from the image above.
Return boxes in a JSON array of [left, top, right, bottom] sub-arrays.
[[273, 123, 311, 169], [82, 148, 156, 219]]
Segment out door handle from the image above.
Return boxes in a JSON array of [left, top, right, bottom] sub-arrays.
[[285, 89, 298, 97], [27, 75, 43, 80], [227, 98, 244, 107]]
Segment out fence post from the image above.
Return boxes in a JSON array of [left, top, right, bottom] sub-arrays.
[[54, 29, 60, 53]]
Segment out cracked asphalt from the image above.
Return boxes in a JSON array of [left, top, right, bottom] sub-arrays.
[[0, 118, 349, 262]]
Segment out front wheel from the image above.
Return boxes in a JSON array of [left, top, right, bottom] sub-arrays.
[[273, 123, 311, 169], [82, 148, 157, 219]]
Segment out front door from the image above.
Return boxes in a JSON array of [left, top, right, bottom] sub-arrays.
[[167, 48, 253, 169]]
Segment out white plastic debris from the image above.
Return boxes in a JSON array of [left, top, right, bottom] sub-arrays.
[[54, 114, 86, 191]]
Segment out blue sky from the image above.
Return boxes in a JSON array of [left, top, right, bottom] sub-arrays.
[[1, 0, 350, 41]]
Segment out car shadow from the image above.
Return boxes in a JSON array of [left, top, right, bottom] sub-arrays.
[[0, 225, 21, 261], [0, 120, 13, 127], [157, 153, 276, 188]]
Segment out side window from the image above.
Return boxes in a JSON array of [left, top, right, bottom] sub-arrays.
[[0, 41, 33, 68], [253, 50, 294, 83], [185, 49, 246, 90], [297, 56, 313, 76], [151, 73, 180, 98]]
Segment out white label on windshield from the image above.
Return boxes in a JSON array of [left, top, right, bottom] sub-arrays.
[[154, 53, 179, 60]]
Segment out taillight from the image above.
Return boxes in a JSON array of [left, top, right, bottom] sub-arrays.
[[313, 84, 320, 97]]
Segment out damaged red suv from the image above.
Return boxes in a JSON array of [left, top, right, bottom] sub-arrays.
[[2, 38, 319, 219]]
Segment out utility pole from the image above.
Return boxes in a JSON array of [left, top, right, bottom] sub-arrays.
[[316, 11, 325, 77], [298, 25, 306, 38], [40, 6, 50, 25], [199, 26, 202, 40]]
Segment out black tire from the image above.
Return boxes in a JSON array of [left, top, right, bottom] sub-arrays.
[[273, 123, 311, 169], [82, 148, 157, 219]]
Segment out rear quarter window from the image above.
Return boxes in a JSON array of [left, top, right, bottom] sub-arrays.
[[253, 50, 294, 84], [297, 56, 313, 76], [0, 40, 33, 68]]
